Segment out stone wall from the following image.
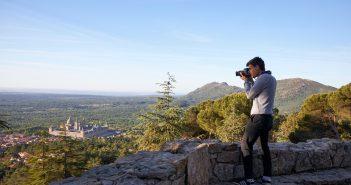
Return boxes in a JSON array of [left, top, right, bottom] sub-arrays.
[[51, 138, 351, 185]]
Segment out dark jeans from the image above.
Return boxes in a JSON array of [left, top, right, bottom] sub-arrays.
[[240, 114, 273, 179]]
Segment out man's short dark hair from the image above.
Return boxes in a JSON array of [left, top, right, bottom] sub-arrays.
[[246, 57, 265, 71]]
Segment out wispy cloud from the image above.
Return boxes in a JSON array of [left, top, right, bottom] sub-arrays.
[[171, 30, 212, 43]]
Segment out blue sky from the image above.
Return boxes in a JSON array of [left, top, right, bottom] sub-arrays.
[[0, 0, 351, 95]]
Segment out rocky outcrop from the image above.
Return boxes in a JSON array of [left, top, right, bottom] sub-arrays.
[[51, 138, 351, 185]]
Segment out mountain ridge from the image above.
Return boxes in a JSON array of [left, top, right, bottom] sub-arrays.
[[180, 78, 337, 113]]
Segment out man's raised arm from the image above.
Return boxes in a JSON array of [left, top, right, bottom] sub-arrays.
[[244, 76, 267, 100]]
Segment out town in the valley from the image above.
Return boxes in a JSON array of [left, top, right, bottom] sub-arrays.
[[0, 117, 122, 166], [49, 116, 122, 139]]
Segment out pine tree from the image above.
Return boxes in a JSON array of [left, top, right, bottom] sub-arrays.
[[59, 127, 86, 178], [137, 73, 186, 150], [0, 114, 10, 129], [187, 92, 252, 141], [276, 84, 351, 142], [26, 131, 63, 185]]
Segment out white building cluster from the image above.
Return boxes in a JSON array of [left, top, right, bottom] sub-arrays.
[[49, 116, 121, 139]]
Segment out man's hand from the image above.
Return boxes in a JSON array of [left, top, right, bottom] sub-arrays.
[[240, 72, 253, 82], [240, 72, 247, 81]]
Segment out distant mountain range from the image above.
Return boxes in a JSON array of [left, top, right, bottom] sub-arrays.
[[179, 78, 337, 114]]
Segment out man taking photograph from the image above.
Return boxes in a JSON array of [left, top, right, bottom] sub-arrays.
[[238, 57, 277, 185]]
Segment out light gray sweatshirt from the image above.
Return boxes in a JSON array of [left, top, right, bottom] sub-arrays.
[[244, 71, 276, 115]]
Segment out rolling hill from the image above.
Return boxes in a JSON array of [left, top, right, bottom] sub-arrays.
[[275, 78, 337, 113], [178, 82, 243, 106], [179, 78, 337, 113]]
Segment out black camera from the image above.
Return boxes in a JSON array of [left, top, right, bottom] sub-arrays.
[[235, 67, 251, 77]]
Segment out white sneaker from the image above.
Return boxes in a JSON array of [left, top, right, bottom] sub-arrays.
[[260, 176, 271, 185]]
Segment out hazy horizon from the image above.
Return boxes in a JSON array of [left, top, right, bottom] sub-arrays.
[[0, 76, 342, 96]]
